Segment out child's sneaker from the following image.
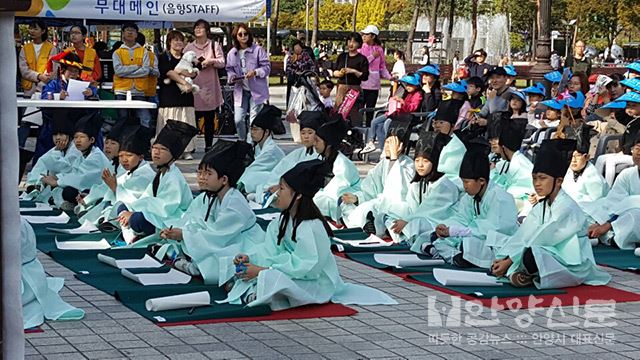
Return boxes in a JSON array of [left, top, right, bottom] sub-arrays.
[[360, 141, 376, 154]]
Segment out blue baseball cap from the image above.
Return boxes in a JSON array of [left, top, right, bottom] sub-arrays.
[[522, 82, 546, 96], [507, 90, 526, 103], [544, 71, 563, 83], [399, 73, 421, 87], [417, 64, 440, 77], [540, 99, 565, 110], [616, 91, 640, 103], [504, 65, 517, 77], [566, 91, 585, 109], [621, 78, 640, 92], [601, 100, 627, 110], [442, 80, 468, 93], [626, 61, 640, 74]]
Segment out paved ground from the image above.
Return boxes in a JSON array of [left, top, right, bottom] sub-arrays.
[[24, 87, 640, 359]]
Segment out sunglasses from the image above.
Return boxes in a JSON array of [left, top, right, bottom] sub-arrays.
[[237, 32, 248, 37]]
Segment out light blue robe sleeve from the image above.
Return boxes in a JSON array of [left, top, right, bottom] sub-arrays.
[[238, 137, 286, 194], [129, 165, 193, 229], [314, 153, 362, 220], [57, 147, 112, 190], [111, 163, 157, 205]]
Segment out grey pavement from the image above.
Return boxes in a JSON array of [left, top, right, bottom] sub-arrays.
[[25, 86, 640, 359]]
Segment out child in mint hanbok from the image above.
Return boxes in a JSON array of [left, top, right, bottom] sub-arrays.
[[586, 133, 640, 249], [312, 116, 361, 222], [219, 160, 397, 309], [251, 111, 321, 203], [38, 113, 111, 210], [430, 143, 518, 269], [492, 139, 611, 288], [390, 131, 461, 249], [146, 140, 266, 285], [432, 101, 467, 189], [78, 127, 156, 227], [341, 117, 415, 236], [237, 105, 286, 194], [117, 121, 197, 240], [25, 112, 81, 196]]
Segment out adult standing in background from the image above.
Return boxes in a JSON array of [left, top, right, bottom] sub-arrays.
[[464, 49, 492, 83], [18, 19, 59, 148], [286, 40, 316, 105], [359, 25, 392, 123], [184, 19, 225, 152], [226, 23, 271, 141], [157, 30, 197, 160], [565, 40, 592, 76], [112, 23, 152, 135]]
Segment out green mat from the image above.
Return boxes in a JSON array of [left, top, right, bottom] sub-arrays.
[[408, 273, 566, 298], [75, 266, 205, 295], [592, 246, 640, 272], [21, 209, 63, 216], [344, 251, 473, 273], [35, 232, 115, 254], [49, 248, 149, 275], [114, 287, 271, 324]]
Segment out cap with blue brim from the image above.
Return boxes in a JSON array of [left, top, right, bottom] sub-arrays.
[[522, 82, 546, 96], [540, 99, 565, 110], [626, 61, 640, 74], [504, 65, 517, 76], [566, 91, 585, 109], [621, 78, 640, 92], [616, 91, 640, 103], [417, 64, 440, 77], [442, 80, 468, 93], [399, 73, 421, 87]]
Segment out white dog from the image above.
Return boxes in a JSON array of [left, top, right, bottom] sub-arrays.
[[164, 50, 200, 94]]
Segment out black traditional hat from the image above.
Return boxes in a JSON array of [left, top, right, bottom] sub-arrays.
[[434, 100, 460, 125], [298, 111, 325, 131], [415, 130, 450, 163], [282, 159, 329, 197], [487, 111, 508, 140], [533, 139, 577, 178], [154, 120, 198, 159], [498, 118, 527, 152], [252, 105, 284, 133], [74, 112, 102, 139], [386, 115, 413, 145], [119, 126, 149, 155], [200, 140, 254, 186], [575, 124, 595, 154], [51, 109, 75, 137], [316, 115, 348, 147], [459, 142, 490, 180]]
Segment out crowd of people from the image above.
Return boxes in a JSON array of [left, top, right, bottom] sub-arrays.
[[15, 18, 640, 329]]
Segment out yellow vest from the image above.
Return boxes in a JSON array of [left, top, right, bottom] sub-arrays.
[[66, 46, 97, 80], [22, 41, 54, 91], [113, 47, 147, 92], [145, 51, 158, 97]]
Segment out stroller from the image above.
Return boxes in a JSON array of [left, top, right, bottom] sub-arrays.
[[286, 71, 325, 142], [215, 82, 237, 138]]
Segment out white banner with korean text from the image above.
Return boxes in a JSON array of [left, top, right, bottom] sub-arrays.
[[18, 0, 266, 23]]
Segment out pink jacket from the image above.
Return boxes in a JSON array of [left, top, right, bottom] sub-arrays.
[[358, 43, 392, 91], [184, 40, 225, 111]]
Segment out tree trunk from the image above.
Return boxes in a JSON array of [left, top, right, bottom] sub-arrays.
[[469, 0, 478, 54], [272, 0, 280, 54], [352, 0, 359, 32], [429, 0, 440, 40], [311, 0, 319, 46], [446, 0, 455, 62], [405, 1, 420, 64]]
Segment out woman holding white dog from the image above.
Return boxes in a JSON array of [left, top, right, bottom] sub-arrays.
[[226, 23, 271, 142], [157, 30, 197, 159], [184, 19, 226, 152]]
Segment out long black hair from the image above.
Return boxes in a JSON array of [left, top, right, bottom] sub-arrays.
[[277, 195, 333, 245]]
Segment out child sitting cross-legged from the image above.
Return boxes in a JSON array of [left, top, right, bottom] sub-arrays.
[[491, 139, 611, 288], [219, 160, 397, 308]]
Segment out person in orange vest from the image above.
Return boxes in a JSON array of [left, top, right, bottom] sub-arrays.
[[111, 22, 152, 136], [18, 19, 59, 147]]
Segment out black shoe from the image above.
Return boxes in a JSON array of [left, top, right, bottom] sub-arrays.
[[363, 220, 376, 235], [421, 244, 437, 257], [452, 253, 476, 268]]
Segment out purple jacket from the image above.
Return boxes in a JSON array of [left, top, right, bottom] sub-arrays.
[[226, 44, 271, 106]]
